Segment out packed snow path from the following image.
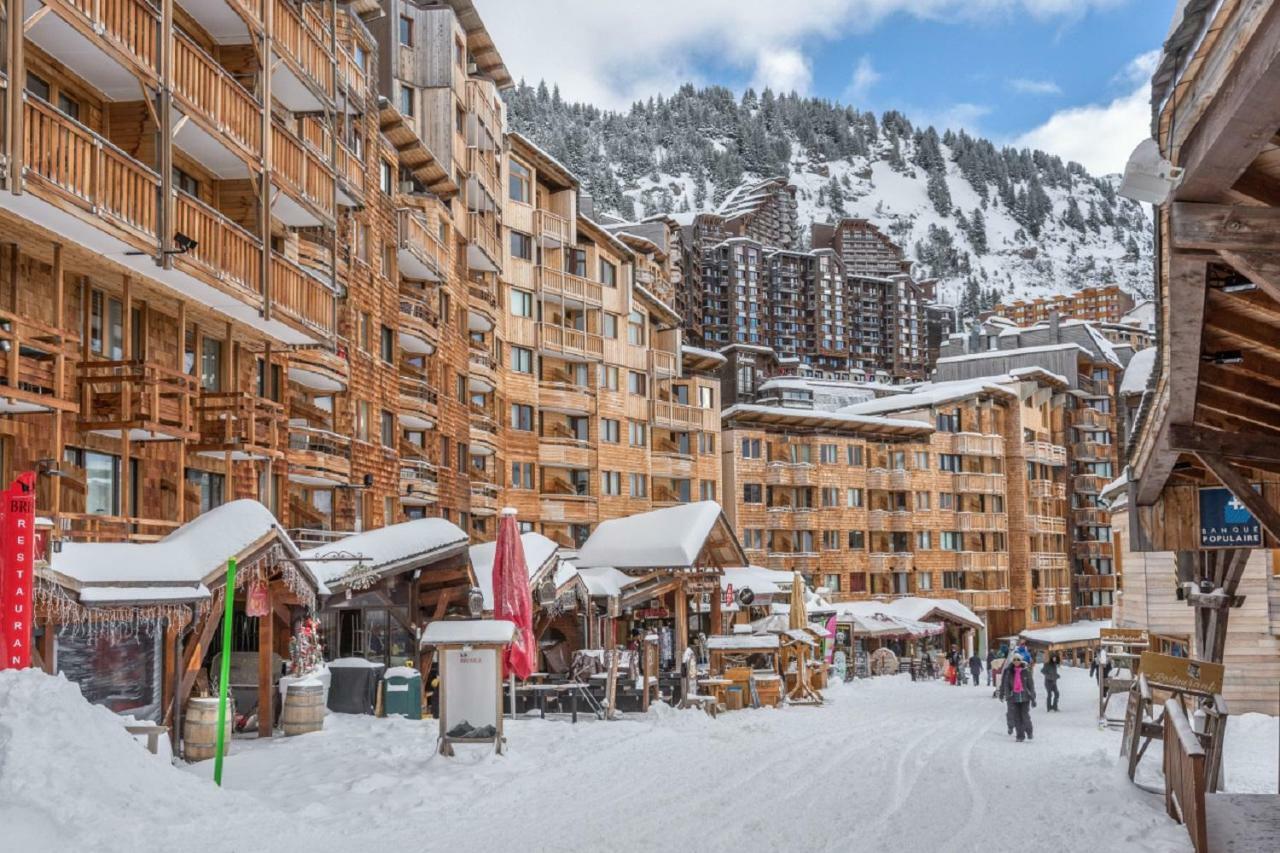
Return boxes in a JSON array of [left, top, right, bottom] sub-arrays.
[[6, 667, 1277, 852]]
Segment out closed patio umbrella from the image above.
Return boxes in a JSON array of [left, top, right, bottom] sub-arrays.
[[788, 572, 807, 630], [492, 508, 536, 683]]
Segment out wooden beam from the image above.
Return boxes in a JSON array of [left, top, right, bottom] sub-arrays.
[[257, 588, 274, 738], [1171, 202, 1280, 252], [1174, 0, 1280, 203], [1195, 451, 1280, 545], [1171, 423, 1280, 464], [1217, 250, 1280, 306], [171, 603, 221, 723], [1230, 166, 1280, 206]]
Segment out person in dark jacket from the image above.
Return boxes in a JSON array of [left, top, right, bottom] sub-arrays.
[[1002, 656, 1036, 741], [1042, 652, 1061, 711], [968, 652, 982, 687], [986, 648, 997, 686], [948, 648, 963, 685]]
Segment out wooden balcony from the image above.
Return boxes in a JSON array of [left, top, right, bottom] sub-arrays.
[[951, 433, 1005, 456], [955, 552, 1010, 572], [534, 209, 571, 246], [399, 457, 439, 506], [173, 190, 262, 298], [869, 552, 913, 572], [0, 311, 77, 414], [467, 212, 502, 271], [467, 147, 500, 202], [1073, 407, 1113, 429], [173, 30, 261, 161], [650, 399, 713, 432], [23, 96, 160, 250], [764, 461, 815, 486], [538, 437, 592, 468], [1074, 474, 1110, 495], [1031, 553, 1069, 573], [270, 253, 334, 337], [40, 0, 160, 84], [54, 513, 180, 544], [468, 281, 498, 332], [955, 589, 1012, 611], [396, 208, 445, 281], [271, 119, 335, 225], [956, 512, 1008, 532], [469, 410, 499, 454], [468, 349, 498, 392], [1023, 440, 1068, 467], [538, 324, 604, 360], [866, 468, 889, 490], [286, 425, 351, 486], [538, 268, 602, 305], [651, 452, 695, 480], [1071, 441, 1111, 462], [78, 361, 198, 440], [470, 481, 499, 516], [195, 391, 286, 459], [465, 78, 500, 143], [1073, 507, 1111, 527], [1074, 605, 1113, 621], [649, 350, 678, 378], [1026, 515, 1066, 536], [1074, 540, 1114, 559], [272, 0, 334, 103], [538, 383, 594, 415], [335, 141, 365, 204], [337, 41, 369, 102], [399, 297, 439, 355], [868, 509, 913, 532], [398, 376, 438, 430], [955, 472, 1006, 494], [287, 345, 348, 392], [1075, 573, 1118, 592], [539, 494, 595, 524], [1028, 479, 1066, 500]]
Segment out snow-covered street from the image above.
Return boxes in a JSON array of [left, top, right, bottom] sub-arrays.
[[7, 666, 1277, 853]]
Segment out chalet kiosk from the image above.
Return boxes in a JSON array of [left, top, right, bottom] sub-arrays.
[[1123, 1, 1280, 847], [574, 501, 748, 700], [34, 500, 325, 752]]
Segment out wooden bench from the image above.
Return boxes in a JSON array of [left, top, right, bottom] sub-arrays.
[[1162, 699, 1280, 852]]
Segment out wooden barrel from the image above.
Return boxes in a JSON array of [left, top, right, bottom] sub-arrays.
[[183, 697, 233, 762], [281, 683, 325, 737]]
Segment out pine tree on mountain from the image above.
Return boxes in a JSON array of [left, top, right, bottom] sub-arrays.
[[968, 206, 988, 255], [827, 176, 847, 216], [1063, 197, 1086, 232], [926, 167, 951, 216]]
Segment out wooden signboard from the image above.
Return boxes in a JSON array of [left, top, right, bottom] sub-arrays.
[[1139, 652, 1224, 697], [1100, 628, 1149, 645]]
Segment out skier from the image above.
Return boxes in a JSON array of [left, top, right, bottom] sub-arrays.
[[1002, 656, 1036, 741], [1042, 652, 1061, 711], [968, 652, 982, 687]]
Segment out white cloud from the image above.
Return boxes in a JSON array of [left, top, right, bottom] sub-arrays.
[[1008, 78, 1062, 95], [844, 55, 882, 103], [916, 102, 994, 134], [1014, 51, 1158, 175], [751, 48, 813, 95], [480, 0, 1130, 109]]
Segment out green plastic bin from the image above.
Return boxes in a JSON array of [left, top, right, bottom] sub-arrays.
[[382, 667, 422, 719]]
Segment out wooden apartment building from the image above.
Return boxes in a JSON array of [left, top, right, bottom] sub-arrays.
[[993, 284, 1136, 328], [721, 370, 1073, 637]]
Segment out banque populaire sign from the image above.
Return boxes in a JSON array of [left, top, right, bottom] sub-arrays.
[[1198, 486, 1262, 548]]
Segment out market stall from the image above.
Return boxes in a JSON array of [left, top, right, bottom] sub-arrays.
[[705, 633, 782, 709]]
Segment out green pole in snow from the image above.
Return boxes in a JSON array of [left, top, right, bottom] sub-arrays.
[[213, 557, 237, 787]]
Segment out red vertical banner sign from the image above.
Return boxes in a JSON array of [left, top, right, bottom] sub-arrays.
[[0, 472, 37, 670]]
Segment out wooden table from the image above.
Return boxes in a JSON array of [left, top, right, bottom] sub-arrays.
[[697, 677, 733, 708]]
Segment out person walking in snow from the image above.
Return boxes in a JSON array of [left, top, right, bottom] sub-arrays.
[[968, 652, 982, 687], [1002, 656, 1036, 741], [1042, 653, 1061, 712], [986, 647, 997, 686]]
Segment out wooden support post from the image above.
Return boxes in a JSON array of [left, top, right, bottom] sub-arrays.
[[6, 0, 25, 193], [39, 620, 55, 674], [171, 617, 184, 754], [710, 580, 722, 636], [7, 242, 17, 313], [258, 586, 274, 737], [674, 581, 689, 671], [158, 0, 174, 265], [259, 0, 273, 321], [170, 602, 221, 723]]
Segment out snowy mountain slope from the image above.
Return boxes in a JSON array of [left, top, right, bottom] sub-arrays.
[[505, 83, 1154, 311]]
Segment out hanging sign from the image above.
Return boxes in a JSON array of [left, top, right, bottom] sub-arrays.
[[0, 472, 37, 670], [1139, 651, 1224, 696], [1199, 486, 1262, 548], [723, 583, 734, 607]]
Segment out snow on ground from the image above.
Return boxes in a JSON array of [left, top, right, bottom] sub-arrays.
[[5, 667, 1276, 852]]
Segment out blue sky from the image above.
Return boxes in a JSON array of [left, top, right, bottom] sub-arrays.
[[484, 0, 1182, 174]]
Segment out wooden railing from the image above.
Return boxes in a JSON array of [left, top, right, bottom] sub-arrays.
[[955, 589, 1012, 611], [650, 399, 710, 431], [271, 252, 335, 336], [1028, 480, 1066, 500], [1074, 474, 1110, 494], [397, 208, 445, 279], [538, 267, 602, 304], [1072, 440, 1111, 461], [956, 512, 1008, 532], [1073, 507, 1111, 527], [399, 375, 439, 408], [649, 350, 678, 377], [1026, 515, 1067, 535], [64, 0, 159, 76], [1023, 440, 1068, 466], [273, 0, 333, 98], [399, 296, 439, 331], [24, 97, 160, 243], [467, 146, 500, 198], [174, 190, 262, 296], [538, 324, 603, 359], [56, 512, 180, 544], [868, 510, 913, 532], [173, 31, 261, 156], [0, 310, 73, 409], [956, 472, 1006, 493], [337, 44, 368, 98], [869, 552, 913, 572], [1075, 573, 1117, 591], [197, 391, 285, 454], [467, 211, 502, 266], [951, 433, 1005, 456], [1162, 698, 1208, 853], [77, 361, 198, 437], [534, 209, 571, 244], [1030, 553, 1069, 573], [954, 552, 1009, 571], [465, 79, 499, 140], [336, 141, 365, 195], [271, 119, 335, 218], [287, 424, 351, 482]]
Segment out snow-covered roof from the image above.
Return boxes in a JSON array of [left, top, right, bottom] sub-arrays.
[[838, 377, 1016, 417], [706, 634, 780, 651], [575, 502, 731, 570], [885, 597, 984, 630], [1119, 347, 1156, 396], [720, 565, 795, 598], [576, 566, 638, 598], [470, 532, 560, 610], [48, 500, 322, 595], [681, 344, 727, 366], [1021, 619, 1112, 646], [303, 518, 468, 587], [722, 403, 933, 433], [936, 342, 1089, 365], [421, 619, 515, 646], [824, 601, 943, 637], [77, 584, 211, 605]]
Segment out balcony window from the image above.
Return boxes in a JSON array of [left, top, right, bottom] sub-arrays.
[[173, 167, 199, 196], [509, 160, 531, 203], [399, 84, 415, 117], [510, 404, 533, 431], [848, 530, 865, 549], [847, 445, 864, 465], [510, 231, 533, 261], [941, 531, 963, 551], [510, 346, 533, 374], [355, 400, 370, 442], [88, 290, 125, 360], [568, 249, 586, 277], [916, 531, 932, 549], [628, 421, 646, 447], [601, 366, 619, 391], [627, 310, 646, 345], [627, 371, 647, 397], [380, 161, 394, 194], [200, 338, 222, 392], [600, 260, 617, 288], [601, 471, 621, 496], [698, 386, 715, 409], [510, 289, 534, 318], [185, 469, 225, 514], [820, 444, 838, 464], [742, 529, 763, 549], [846, 488, 863, 508], [600, 419, 619, 443], [629, 473, 647, 498], [399, 16, 413, 46]]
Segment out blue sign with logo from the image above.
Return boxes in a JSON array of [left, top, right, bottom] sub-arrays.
[[1199, 487, 1262, 548]]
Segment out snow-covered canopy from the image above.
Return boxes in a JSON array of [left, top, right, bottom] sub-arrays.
[[680, 344, 727, 366], [823, 597, 982, 636], [1021, 620, 1112, 647], [720, 565, 794, 600], [839, 377, 1016, 417], [1119, 347, 1156, 396], [303, 518, 468, 590], [46, 500, 322, 601], [707, 634, 780, 651], [575, 502, 744, 570], [885, 597, 984, 630], [576, 566, 638, 598], [421, 619, 515, 646], [470, 532, 560, 610]]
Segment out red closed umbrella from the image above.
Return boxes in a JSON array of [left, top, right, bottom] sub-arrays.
[[492, 508, 536, 680]]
